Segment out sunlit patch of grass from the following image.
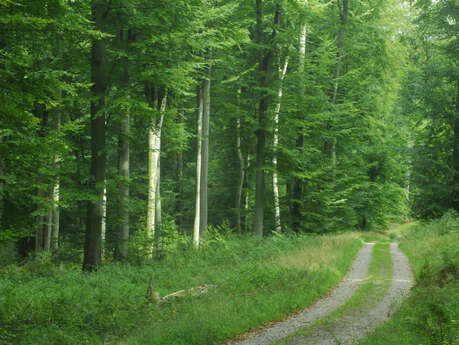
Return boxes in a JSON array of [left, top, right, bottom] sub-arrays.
[[277, 232, 361, 272]]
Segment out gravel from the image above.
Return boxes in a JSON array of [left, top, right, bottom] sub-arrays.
[[285, 242, 413, 345], [227, 242, 376, 345]]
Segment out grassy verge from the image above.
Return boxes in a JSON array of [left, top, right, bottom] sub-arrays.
[[275, 242, 392, 344], [359, 212, 459, 345], [0, 232, 361, 345]]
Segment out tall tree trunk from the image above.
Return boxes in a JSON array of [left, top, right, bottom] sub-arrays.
[[244, 152, 251, 233], [235, 88, 245, 233], [193, 86, 203, 247], [83, 0, 108, 271], [253, 1, 280, 237], [45, 202, 52, 251], [200, 64, 211, 236], [453, 79, 459, 212], [101, 183, 107, 257], [174, 112, 184, 232], [51, 176, 60, 250], [292, 9, 307, 231], [115, 29, 130, 261], [146, 89, 166, 257], [155, 159, 162, 259], [273, 56, 289, 232], [330, 0, 348, 166], [0, 135, 4, 229]]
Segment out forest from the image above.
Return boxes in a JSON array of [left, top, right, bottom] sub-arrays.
[[0, 0, 458, 344]]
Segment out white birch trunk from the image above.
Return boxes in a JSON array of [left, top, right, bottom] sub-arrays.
[[147, 92, 167, 257], [273, 56, 289, 233], [193, 87, 203, 248]]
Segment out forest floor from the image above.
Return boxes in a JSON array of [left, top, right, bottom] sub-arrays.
[[227, 225, 414, 345]]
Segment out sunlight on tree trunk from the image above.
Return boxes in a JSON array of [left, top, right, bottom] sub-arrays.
[[194, 86, 203, 248], [147, 91, 167, 257], [273, 56, 289, 232], [200, 64, 211, 236]]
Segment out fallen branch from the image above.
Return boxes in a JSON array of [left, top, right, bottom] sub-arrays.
[[146, 275, 217, 305]]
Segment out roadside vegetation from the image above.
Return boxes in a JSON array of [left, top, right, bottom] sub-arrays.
[[359, 212, 459, 345], [0, 232, 361, 345]]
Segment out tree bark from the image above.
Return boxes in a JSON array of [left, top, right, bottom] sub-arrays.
[[155, 159, 162, 259], [292, 7, 307, 231], [273, 56, 289, 232], [83, 0, 108, 271], [330, 0, 348, 166], [453, 79, 459, 212], [146, 89, 166, 257], [244, 152, 251, 233], [200, 64, 211, 236], [174, 113, 184, 231], [235, 88, 245, 233], [115, 29, 130, 261], [253, 1, 280, 237], [193, 86, 203, 247], [0, 135, 4, 229]]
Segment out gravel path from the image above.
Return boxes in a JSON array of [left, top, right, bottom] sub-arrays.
[[284, 242, 413, 345], [227, 243, 376, 345]]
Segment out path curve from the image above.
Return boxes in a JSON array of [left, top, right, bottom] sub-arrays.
[[227, 242, 376, 345], [284, 242, 413, 345]]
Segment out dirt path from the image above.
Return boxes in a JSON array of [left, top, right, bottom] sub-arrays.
[[227, 241, 413, 345], [227, 243, 376, 345]]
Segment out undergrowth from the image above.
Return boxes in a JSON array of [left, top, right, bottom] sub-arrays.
[[0, 232, 361, 345], [359, 211, 459, 345]]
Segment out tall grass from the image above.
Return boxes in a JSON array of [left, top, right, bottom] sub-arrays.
[[0, 232, 361, 345], [359, 211, 459, 345]]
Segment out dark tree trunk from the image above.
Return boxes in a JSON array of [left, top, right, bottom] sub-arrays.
[[174, 113, 184, 231], [453, 80, 459, 212], [83, 0, 108, 271], [253, 1, 280, 237], [114, 29, 130, 261]]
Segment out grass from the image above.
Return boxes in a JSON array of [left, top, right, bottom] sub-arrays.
[[275, 241, 393, 344], [359, 212, 459, 345], [0, 231, 362, 345]]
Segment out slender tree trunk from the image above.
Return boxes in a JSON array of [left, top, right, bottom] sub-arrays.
[[244, 152, 251, 233], [115, 30, 130, 261], [45, 203, 52, 251], [101, 184, 107, 257], [235, 88, 245, 233], [83, 0, 108, 271], [273, 56, 289, 232], [155, 159, 162, 259], [51, 177, 60, 250], [193, 86, 203, 247], [0, 135, 4, 228], [147, 90, 166, 257], [292, 10, 307, 231], [200, 64, 211, 235], [330, 0, 348, 166], [174, 113, 184, 231], [453, 79, 459, 212], [253, 1, 280, 237]]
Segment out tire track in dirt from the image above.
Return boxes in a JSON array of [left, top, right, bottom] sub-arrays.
[[282, 242, 413, 345], [227, 242, 376, 345]]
